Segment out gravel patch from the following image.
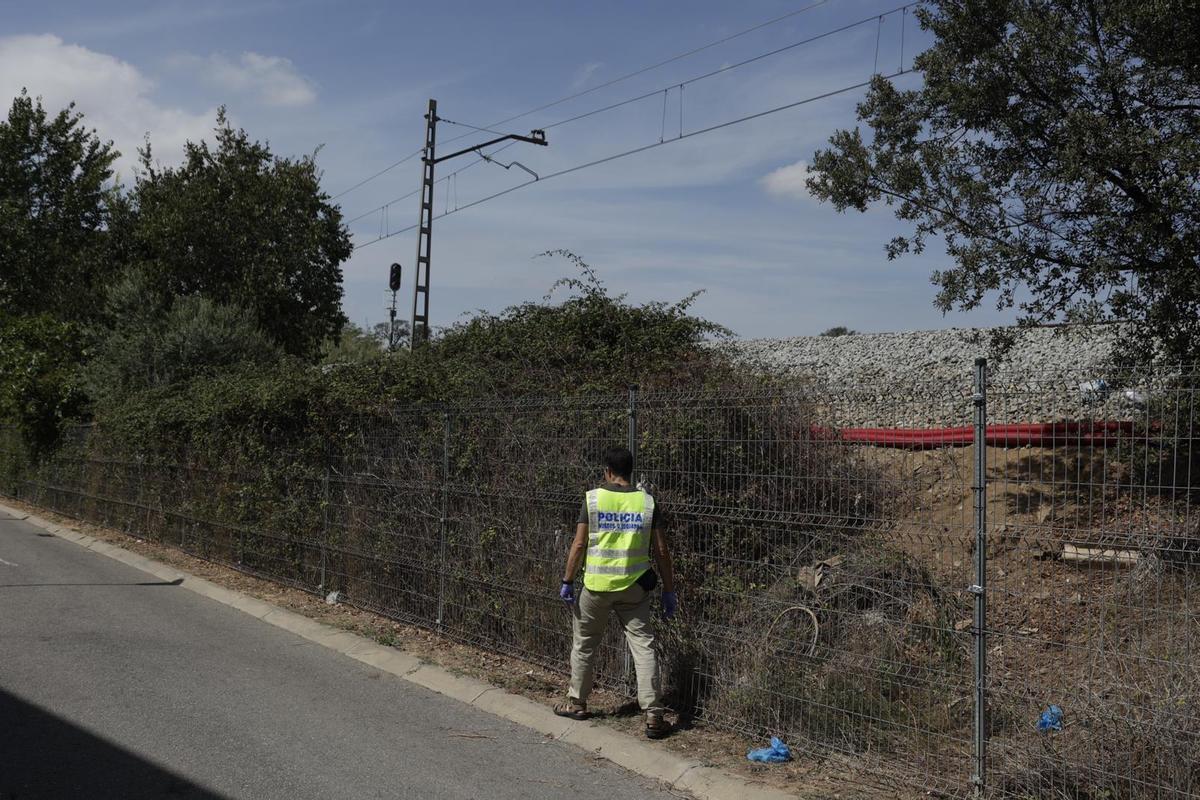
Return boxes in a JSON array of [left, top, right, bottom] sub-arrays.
[[727, 324, 1162, 427]]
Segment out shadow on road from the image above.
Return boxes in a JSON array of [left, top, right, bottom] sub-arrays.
[[0, 578, 184, 589], [0, 687, 227, 800]]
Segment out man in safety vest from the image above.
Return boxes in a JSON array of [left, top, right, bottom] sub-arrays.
[[554, 445, 678, 740]]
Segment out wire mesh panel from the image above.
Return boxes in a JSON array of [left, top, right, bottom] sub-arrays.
[[442, 396, 631, 685], [638, 384, 977, 796], [985, 368, 1200, 800], [325, 408, 444, 624], [0, 426, 27, 497]]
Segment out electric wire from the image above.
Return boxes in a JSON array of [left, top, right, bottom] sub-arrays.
[[437, 0, 833, 143], [527, 4, 912, 137], [873, 15, 883, 75], [331, 150, 423, 200], [438, 118, 512, 137], [329, 0, 830, 200], [343, 140, 517, 229], [344, 3, 914, 229], [352, 67, 914, 251]]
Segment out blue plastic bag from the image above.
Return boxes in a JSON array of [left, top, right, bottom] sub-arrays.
[[1037, 705, 1064, 732], [747, 736, 792, 763]]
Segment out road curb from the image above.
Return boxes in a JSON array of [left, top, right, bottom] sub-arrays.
[[0, 502, 800, 800]]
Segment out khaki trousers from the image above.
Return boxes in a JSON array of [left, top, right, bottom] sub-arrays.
[[569, 583, 662, 712]]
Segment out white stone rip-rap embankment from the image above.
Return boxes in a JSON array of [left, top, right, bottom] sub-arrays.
[[726, 325, 1158, 427]]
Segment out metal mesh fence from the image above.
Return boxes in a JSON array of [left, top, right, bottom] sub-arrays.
[[984, 369, 1199, 799], [0, 362, 1196, 798]]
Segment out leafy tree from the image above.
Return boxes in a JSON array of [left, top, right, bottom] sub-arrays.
[[807, 0, 1200, 363], [129, 109, 352, 359], [0, 91, 120, 320], [321, 322, 388, 364], [820, 326, 857, 337], [84, 270, 282, 407], [373, 320, 410, 351], [0, 312, 88, 451]]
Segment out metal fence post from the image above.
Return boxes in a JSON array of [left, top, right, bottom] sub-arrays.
[[320, 455, 330, 592], [624, 384, 639, 687], [437, 410, 451, 630], [971, 357, 988, 797], [627, 384, 639, 475]]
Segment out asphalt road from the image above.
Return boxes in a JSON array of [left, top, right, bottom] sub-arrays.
[[0, 510, 681, 800]]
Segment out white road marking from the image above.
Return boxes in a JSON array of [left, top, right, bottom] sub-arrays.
[[0, 556, 18, 567]]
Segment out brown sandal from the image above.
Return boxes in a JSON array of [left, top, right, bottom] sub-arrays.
[[553, 701, 590, 720]]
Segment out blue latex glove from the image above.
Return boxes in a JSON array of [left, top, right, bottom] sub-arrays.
[[747, 737, 791, 763], [559, 581, 575, 604], [1037, 705, 1063, 732], [661, 591, 678, 619]]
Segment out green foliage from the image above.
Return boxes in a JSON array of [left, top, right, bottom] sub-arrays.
[[0, 90, 120, 321], [808, 0, 1200, 364], [92, 253, 737, 452], [0, 95, 355, 446], [128, 109, 352, 359], [427, 250, 732, 397], [84, 269, 282, 409], [321, 322, 389, 364], [0, 312, 88, 451]]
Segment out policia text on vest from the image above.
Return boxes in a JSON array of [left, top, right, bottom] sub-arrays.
[[555, 446, 678, 739]]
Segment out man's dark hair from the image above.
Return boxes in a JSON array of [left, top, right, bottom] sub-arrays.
[[603, 446, 634, 481]]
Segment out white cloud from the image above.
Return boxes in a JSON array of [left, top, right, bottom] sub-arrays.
[[0, 34, 215, 178], [570, 61, 603, 91], [759, 159, 813, 199], [184, 51, 317, 107]]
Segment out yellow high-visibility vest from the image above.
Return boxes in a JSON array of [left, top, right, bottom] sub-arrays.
[[583, 488, 654, 592]]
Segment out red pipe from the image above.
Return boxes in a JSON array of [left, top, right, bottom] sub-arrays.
[[810, 421, 1139, 450]]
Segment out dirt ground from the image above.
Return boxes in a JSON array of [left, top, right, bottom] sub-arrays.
[[868, 444, 1198, 796]]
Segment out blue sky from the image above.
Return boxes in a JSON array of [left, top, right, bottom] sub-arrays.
[[1, 0, 1019, 338]]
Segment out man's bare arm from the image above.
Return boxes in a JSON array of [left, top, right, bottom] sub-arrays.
[[563, 522, 589, 582]]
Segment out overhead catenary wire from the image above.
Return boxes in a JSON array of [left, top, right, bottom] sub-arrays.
[[353, 67, 914, 252], [329, 0, 831, 201], [438, 118, 513, 137], [331, 150, 423, 200], [873, 15, 883, 75], [526, 4, 914, 136], [344, 3, 915, 229], [440, 0, 834, 141], [344, 140, 517, 228]]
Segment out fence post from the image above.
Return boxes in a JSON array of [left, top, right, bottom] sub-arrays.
[[627, 384, 639, 476], [623, 385, 640, 687], [320, 453, 330, 593], [971, 357, 988, 797], [437, 410, 451, 630]]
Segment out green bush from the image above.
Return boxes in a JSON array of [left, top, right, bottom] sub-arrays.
[[85, 270, 283, 409], [0, 312, 88, 453]]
